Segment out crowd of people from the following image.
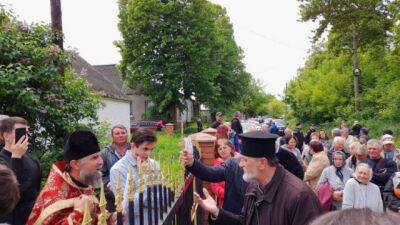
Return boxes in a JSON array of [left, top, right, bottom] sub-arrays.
[[0, 115, 160, 225], [0, 113, 400, 225], [181, 113, 400, 225]]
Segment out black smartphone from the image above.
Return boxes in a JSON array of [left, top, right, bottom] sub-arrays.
[[15, 128, 27, 143]]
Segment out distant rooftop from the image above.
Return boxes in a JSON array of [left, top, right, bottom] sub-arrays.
[[72, 56, 130, 101]]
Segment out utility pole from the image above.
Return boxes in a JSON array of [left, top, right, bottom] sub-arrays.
[[352, 28, 360, 113], [50, 0, 64, 77], [50, 0, 63, 50]]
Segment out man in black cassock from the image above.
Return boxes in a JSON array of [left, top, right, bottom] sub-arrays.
[[195, 131, 322, 225]]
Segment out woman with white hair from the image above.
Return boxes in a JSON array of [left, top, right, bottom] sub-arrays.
[[327, 136, 349, 165], [342, 163, 383, 212], [346, 142, 368, 170]]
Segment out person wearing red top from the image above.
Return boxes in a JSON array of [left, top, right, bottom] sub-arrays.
[[27, 131, 115, 225], [211, 139, 236, 207], [216, 125, 229, 140]]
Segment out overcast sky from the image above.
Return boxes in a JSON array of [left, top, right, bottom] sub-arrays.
[[1, 0, 316, 96]]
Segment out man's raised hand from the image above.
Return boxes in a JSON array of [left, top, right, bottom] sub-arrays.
[[179, 150, 194, 167], [10, 135, 28, 158], [194, 188, 219, 218]]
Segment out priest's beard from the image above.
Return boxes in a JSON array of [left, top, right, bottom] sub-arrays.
[[243, 170, 259, 183], [80, 170, 102, 188]]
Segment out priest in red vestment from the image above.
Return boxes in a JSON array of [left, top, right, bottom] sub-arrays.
[[27, 130, 113, 225]]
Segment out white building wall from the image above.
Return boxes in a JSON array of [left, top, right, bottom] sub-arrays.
[[129, 94, 149, 120], [98, 98, 131, 135]]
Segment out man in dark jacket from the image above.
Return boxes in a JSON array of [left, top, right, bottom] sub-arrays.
[[293, 123, 304, 152], [276, 147, 305, 180], [366, 139, 397, 192], [101, 124, 130, 212], [383, 172, 400, 212], [211, 112, 224, 129], [0, 117, 41, 225], [180, 143, 304, 215], [194, 131, 322, 225], [231, 111, 243, 135], [304, 124, 316, 145], [182, 155, 247, 215]]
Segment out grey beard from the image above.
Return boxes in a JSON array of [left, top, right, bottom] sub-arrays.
[[80, 170, 102, 188], [242, 171, 259, 183]]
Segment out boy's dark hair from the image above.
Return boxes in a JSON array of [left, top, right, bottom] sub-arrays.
[[0, 117, 28, 134], [0, 164, 20, 218], [130, 128, 157, 146]]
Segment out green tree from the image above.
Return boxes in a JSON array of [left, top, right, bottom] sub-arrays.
[[117, 0, 220, 122], [0, 8, 101, 154], [117, 0, 253, 121], [206, 4, 251, 112], [284, 49, 353, 123], [232, 78, 281, 117], [266, 99, 285, 118], [298, 0, 398, 113]]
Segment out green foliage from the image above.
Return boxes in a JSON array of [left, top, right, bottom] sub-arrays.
[[286, 1, 400, 127], [231, 78, 282, 117], [117, 0, 253, 120], [206, 5, 252, 111], [298, 0, 396, 47], [0, 9, 101, 156], [285, 28, 400, 126], [285, 50, 354, 122], [266, 99, 285, 118]]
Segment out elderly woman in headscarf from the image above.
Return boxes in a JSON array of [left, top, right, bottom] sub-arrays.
[[317, 151, 354, 210]]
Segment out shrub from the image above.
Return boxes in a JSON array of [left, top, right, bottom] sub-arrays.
[[0, 8, 101, 158]]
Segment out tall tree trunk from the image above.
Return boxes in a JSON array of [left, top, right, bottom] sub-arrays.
[[352, 28, 360, 113], [50, 0, 63, 50], [50, 0, 64, 78]]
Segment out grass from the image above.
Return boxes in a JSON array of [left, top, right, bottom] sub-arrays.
[[153, 132, 185, 181]]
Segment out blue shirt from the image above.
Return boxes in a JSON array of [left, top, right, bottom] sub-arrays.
[[384, 149, 395, 160], [110, 152, 161, 225]]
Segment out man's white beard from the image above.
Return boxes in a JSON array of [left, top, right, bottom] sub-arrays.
[[80, 170, 102, 188], [242, 170, 259, 183]]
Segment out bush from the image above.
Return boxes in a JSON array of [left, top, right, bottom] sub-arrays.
[[0, 8, 101, 157]]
